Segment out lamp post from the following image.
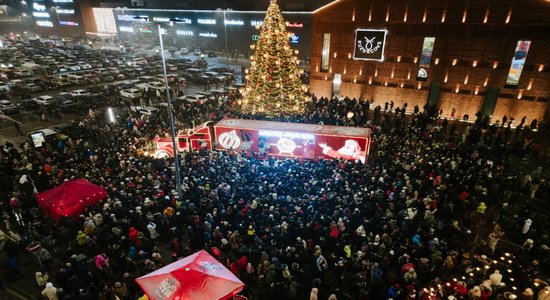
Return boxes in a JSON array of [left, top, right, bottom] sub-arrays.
[[223, 10, 229, 67], [135, 17, 184, 202]]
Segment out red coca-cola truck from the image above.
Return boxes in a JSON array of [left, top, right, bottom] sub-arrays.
[[153, 118, 371, 163]]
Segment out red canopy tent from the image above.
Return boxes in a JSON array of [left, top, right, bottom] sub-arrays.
[[35, 178, 107, 222], [136, 250, 244, 300]]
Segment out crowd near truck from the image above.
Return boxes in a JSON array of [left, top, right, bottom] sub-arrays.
[[153, 119, 372, 163]]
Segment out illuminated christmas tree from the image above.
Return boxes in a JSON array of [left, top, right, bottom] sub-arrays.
[[241, 0, 307, 115]]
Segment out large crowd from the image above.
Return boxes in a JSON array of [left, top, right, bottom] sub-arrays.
[[0, 94, 548, 300]]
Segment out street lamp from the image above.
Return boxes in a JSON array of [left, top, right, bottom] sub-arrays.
[[134, 16, 184, 202]]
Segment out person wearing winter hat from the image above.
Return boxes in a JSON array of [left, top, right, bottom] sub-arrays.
[[42, 282, 58, 300]]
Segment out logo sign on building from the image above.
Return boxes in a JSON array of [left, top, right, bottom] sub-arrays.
[[251, 34, 260, 41], [353, 29, 387, 61], [60, 21, 79, 26], [32, 2, 46, 11], [505, 40, 531, 87], [289, 34, 299, 44]]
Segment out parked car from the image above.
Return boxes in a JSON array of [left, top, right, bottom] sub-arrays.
[[148, 81, 166, 91], [120, 88, 142, 99], [33, 95, 56, 106], [135, 106, 159, 115], [57, 99, 77, 112], [18, 98, 40, 110], [70, 89, 91, 97], [182, 94, 208, 104], [0, 99, 20, 114]]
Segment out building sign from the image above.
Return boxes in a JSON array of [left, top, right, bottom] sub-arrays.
[[289, 34, 299, 44], [251, 35, 260, 41], [224, 19, 244, 25], [177, 18, 192, 24], [287, 22, 304, 28], [416, 68, 428, 81], [353, 29, 387, 61], [197, 18, 216, 25], [32, 12, 50, 18], [153, 17, 170, 22], [321, 33, 330, 72], [251, 20, 263, 27], [419, 37, 435, 68], [32, 2, 46, 11], [176, 30, 193, 36], [56, 9, 75, 15], [93, 8, 117, 34], [119, 26, 134, 32], [117, 15, 138, 21], [199, 32, 217, 38], [36, 20, 53, 27], [52, 0, 73, 2], [505, 40, 531, 87], [60, 21, 79, 26]]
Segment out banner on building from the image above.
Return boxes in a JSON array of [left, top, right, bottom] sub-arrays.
[[505, 40, 531, 87], [353, 29, 387, 61], [417, 37, 435, 81], [321, 33, 330, 72]]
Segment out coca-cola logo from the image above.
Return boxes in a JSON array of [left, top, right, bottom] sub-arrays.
[[153, 276, 178, 299]]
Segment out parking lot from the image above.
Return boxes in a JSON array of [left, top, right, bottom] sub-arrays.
[[0, 35, 248, 145]]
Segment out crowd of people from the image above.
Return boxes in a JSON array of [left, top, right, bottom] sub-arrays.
[[0, 94, 548, 300]]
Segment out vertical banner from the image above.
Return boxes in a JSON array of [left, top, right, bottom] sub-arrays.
[[321, 33, 331, 72], [353, 29, 387, 61], [417, 37, 435, 81], [505, 40, 531, 87]]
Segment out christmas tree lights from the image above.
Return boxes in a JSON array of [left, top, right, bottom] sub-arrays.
[[241, 0, 307, 115]]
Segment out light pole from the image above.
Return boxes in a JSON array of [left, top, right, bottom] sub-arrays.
[[223, 10, 228, 67], [135, 16, 184, 202]]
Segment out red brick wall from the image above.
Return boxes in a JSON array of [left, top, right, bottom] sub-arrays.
[[310, 0, 550, 122], [492, 99, 547, 125]]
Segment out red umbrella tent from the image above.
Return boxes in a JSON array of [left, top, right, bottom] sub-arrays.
[[136, 250, 244, 300], [35, 178, 107, 222]]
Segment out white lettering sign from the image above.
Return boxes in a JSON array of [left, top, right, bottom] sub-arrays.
[[56, 9, 75, 14], [32, 3, 46, 11], [197, 18, 216, 25], [176, 30, 193, 36], [259, 130, 315, 140], [153, 17, 170, 22], [251, 20, 263, 27], [32, 12, 50, 18], [119, 26, 134, 32], [199, 32, 217, 38], [177, 18, 192, 24], [52, 0, 73, 3], [36, 20, 53, 27], [224, 19, 244, 26]]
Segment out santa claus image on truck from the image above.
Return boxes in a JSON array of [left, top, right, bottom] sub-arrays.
[[319, 139, 367, 163]]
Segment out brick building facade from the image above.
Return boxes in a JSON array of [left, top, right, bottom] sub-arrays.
[[309, 0, 550, 124]]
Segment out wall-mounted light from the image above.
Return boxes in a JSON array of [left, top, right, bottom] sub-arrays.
[[368, 76, 373, 85], [452, 59, 458, 66], [474, 86, 479, 95], [527, 79, 533, 90], [538, 64, 544, 72], [505, 7, 512, 24], [464, 74, 469, 84], [483, 8, 490, 23], [434, 58, 440, 65], [444, 71, 448, 83], [462, 9, 467, 23], [385, 6, 390, 22], [391, 67, 395, 78], [493, 61, 499, 69], [517, 90, 523, 99], [407, 70, 411, 80], [413, 57, 418, 64], [396, 56, 401, 62], [483, 76, 489, 87], [403, 6, 408, 22], [422, 7, 427, 22], [417, 82, 422, 89], [455, 85, 460, 93], [472, 60, 478, 67]]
